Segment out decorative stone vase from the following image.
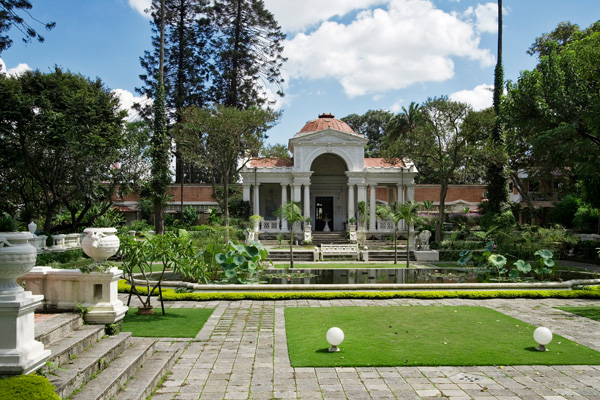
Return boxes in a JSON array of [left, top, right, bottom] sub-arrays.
[[0, 232, 37, 294], [82, 228, 120, 263]]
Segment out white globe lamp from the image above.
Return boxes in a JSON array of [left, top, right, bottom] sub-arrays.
[[326, 327, 344, 352], [534, 327, 553, 351]]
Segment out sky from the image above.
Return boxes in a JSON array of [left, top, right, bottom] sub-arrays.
[[1, 0, 599, 146]]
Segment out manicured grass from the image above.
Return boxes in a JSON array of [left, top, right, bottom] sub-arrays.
[[557, 306, 600, 321], [285, 306, 600, 367], [122, 307, 213, 337]]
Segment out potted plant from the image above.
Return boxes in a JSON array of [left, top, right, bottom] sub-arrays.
[[249, 214, 262, 232]]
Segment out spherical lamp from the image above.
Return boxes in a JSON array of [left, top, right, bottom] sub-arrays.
[[326, 327, 344, 352], [533, 327, 552, 351]]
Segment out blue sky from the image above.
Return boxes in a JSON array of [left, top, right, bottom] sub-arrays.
[[1, 0, 599, 146]]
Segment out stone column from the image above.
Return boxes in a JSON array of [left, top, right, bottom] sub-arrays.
[[253, 183, 260, 215], [406, 184, 415, 202], [280, 184, 288, 232], [303, 184, 311, 218], [242, 184, 250, 202], [397, 184, 405, 204], [369, 185, 376, 231], [347, 184, 355, 221], [292, 184, 301, 203]]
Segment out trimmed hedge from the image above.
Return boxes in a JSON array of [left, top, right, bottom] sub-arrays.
[[118, 280, 600, 301], [0, 375, 60, 400]]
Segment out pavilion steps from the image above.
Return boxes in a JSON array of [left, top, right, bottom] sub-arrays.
[[34, 313, 180, 400], [311, 232, 348, 245], [268, 249, 314, 262], [368, 250, 416, 262]]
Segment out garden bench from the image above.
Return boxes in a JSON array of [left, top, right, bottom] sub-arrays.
[[320, 243, 360, 261]]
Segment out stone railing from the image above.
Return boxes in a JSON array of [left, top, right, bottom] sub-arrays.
[[27, 233, 86, 254], [261, 218, 280, 232], [377, 220, 395, 232]]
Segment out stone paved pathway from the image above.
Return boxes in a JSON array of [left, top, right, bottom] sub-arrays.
[[120, 294, 600, 399]]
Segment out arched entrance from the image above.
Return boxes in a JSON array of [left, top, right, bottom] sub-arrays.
[[310, 154, 348, 231]]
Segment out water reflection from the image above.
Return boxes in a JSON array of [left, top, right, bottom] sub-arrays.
[[258, 268, 596, 285]]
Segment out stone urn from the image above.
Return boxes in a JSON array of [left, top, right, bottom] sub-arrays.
[[0, 232, 37, 294], [82, 228, 120, 263]]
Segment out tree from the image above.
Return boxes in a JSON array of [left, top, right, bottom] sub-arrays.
[[527, 20, 600, 58], [260, 143, 291, 161], [386, 102, 421, 143], [341, 109, 394, 157], [376, 201, 422, 266], [485, 0, 509, 214], [0, 68, 139, 232], [210, 0, 286, 108], [0, 0, 55, 54], [274, 201, 303, 268], [384, 96, 477, 242], [175, 105, 278, 232]]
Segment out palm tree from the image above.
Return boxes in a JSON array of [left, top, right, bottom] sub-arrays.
[[274, 201, 304, 269], [377, 201, 423, 267]]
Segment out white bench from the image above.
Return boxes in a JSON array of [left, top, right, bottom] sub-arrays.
[[320, 244, 360, 261]]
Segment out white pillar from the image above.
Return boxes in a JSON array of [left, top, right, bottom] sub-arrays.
[[292, 184, 301, 203], [347, 184, 355, 221], [280, 184, 288, 232], [369, 185, 376, 231], [397, 184, 405, 204], [253, 183, 260, 215], [242, 184, 250, 202], [406, 184, 415, 202], [303, 185, 310, 218]]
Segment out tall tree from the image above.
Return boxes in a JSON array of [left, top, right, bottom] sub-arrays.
[[384, 97, 477, 242], [341, 109, 394, 157], [0, 0, 55, 54], [386, 102, 421, 144], [527, 20, 600, 58], [0, 68, 137, 232], [274, 201, 303, 269], [175, 105, 278, 231], [150, 0, 171, 235], [210, 0, 286, 109], [485, 0, 509, 214]]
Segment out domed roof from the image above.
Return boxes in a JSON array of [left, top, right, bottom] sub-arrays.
[[298, 113, 357, 135]]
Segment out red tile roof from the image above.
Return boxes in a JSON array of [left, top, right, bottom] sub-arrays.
[[364, 158, 405, 168], [248, 157, 294, 168], [298, 113, 356, 135]]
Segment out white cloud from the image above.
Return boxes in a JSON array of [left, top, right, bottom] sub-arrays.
[[0, 59, 31, 77], [284, 0, 495, 98], [464, 3, 499, 34], [128, 0, 151, 18], [264, 0, 386, 33], [449, 83, 493, 110], [112, 89, 153, 121]]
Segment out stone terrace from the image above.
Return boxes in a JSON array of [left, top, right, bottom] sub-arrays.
[[119, 294, 600, 400]]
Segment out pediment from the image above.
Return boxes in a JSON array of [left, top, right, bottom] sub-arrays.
[[289, 128, 368, 146]]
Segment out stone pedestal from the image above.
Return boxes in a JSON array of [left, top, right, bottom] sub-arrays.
[[414, 250, 439, 262], [0, 291, 50, 375]]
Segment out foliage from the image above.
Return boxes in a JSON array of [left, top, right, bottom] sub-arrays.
[[215, 240, 270, 283], [118, 278, 600, 300], [376, 201, 423, 266], [0, 68, 145, 233], [91, 205, 125, 228], [210, 0, 286, 108], [260, 143, 291, 161], [0, 0, 55, 55], [0, 375, 60, 400], [480, 210, 516, 232], [176, 105, 278, 231], [341, 109, 394, 157], [574, 240, 600, 261], [550, 195, 580, 229], [36, 249, 85, 266], [0, 212, 20, 231], [573, 206, 599, 233], [181, 206, 201, 226], [273, 201, 304, 268], [527, 21, 600, 58], [384, 96, 484, 242]]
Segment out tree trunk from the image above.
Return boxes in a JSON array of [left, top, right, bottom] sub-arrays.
[[289, 225, 294, 269], [436, 182, 449, 242]]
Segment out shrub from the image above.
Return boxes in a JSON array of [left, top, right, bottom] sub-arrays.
[[480, 210, 516, 232], [36, 249, 86, 266], [550, 195, 579, 228], [573, 206, 599, 233], [574, 240, 600, 260], [0, 375, 60, 400]]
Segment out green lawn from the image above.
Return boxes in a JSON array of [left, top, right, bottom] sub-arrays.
[[285, 306, 600, 367], [122, 307, 213, 337], [557, 306, 600, 321]]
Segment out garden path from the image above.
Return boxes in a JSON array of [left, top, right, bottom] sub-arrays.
[[120, 294, 600, 400]]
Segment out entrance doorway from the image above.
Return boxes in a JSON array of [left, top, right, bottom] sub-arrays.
[[315, 197, 333, 231]]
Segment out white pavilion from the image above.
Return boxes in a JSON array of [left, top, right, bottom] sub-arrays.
[[240, 113, 418, 235]]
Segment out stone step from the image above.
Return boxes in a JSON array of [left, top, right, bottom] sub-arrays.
[[71, 337, 157, 400], [35, 313, 83, 346], [113, 346, 182, 400], [49, 331, 132, 399], [46, 324, 106, 368]]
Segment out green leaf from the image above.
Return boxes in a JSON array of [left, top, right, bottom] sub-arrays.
[[534, 249, 553, 259], [544, 259, 555, 268], [488, 254, 507, 268], [215, 253, 227, 264], [225, 268, 237, 278], [509, 269, 520, 279], [514, 260, 532, 274], [233, 254, 245, 266]]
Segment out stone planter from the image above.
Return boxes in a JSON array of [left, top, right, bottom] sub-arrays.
[[0, 232, 50, 375], [81, 228, 120, 263], [19, 266, 128, 325]]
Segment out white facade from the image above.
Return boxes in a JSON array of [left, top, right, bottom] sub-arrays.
[[240, 114, 418, 233]]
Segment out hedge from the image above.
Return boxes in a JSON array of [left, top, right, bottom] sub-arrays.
[[118, 280, 600, 301], [0, 375, 60, 400]]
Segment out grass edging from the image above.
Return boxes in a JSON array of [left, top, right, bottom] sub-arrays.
[[118, 280, 600, 301]]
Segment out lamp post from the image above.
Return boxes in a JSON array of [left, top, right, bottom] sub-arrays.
[[326, 327, 344, 352], [534, 327, 552, 351]]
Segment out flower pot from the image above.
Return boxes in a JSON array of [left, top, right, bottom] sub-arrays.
[[137, 306, 154, 315], [0, 232, 37, 294], [82, 228, 120, 263]]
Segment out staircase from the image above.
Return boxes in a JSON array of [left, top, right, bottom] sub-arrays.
[[268, 249, 314, 262], [311, 232, 348, 245], [35, 313, 181, 400], [368, 249, 416, 261]]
